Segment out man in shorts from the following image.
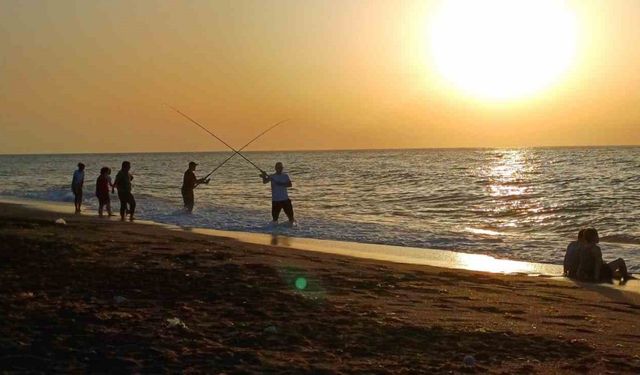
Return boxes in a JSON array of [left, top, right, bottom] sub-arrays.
[[260, 162, 295, 225]]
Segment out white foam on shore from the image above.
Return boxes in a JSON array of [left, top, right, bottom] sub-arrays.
[[4, 195, 640, 298], [0, 195, 563, 276]]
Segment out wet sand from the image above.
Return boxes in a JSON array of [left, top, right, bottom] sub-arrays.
[[1, 202, 640, 373]]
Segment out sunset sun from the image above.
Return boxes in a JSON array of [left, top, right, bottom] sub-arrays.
[[429, 0, 578, 101]]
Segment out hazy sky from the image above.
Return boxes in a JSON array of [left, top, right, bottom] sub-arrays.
[[1, 0, 639, 154]]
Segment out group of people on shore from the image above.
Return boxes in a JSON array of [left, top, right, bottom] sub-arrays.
[[564, 228, 631, 284], [72, 161, 136, 221], [71, 160, 295, 224]]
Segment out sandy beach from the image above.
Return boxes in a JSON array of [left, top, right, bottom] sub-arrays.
[[1, 202, 640, 373]]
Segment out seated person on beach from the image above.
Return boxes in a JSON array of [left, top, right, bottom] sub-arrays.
[[563, 229, 585, 278], [576, 228, 631, 284]]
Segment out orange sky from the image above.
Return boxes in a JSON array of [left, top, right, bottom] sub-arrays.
[[1, 0, 639, 154]]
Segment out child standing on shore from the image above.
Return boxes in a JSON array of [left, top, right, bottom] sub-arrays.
[[95, 167, 113, 217]]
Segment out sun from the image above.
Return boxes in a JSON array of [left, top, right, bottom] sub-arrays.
[[429, 0, 578, 101]]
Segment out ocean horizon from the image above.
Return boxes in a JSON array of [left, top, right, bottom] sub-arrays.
[[2, 144, 640, 157]]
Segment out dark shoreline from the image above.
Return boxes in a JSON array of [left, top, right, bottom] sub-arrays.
[[1, 202, 640, 373]]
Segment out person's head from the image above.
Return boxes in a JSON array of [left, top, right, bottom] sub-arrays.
[[583, 228, 599, 245], [577, 229, 586, 242], [188, 161, 198, 171], [100, 167, 109, 175], [275, 162, 283, 174], [78, 163, 85, 171], [122, 161, 131, 171]]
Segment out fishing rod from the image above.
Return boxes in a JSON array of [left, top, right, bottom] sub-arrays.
[[202, 118, 289, 181], [166, 104, 268, 173]]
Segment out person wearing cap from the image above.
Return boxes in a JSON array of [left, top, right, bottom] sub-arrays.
[[181, 161, 209, 213], [71, 162, 85, 214]]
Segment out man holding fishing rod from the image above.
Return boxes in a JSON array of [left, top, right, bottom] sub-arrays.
[[261, 162, 295, 226], [182, 161, 210, 213], [167, 104, 293, 223]]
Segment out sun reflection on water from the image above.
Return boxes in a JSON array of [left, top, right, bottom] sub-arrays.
[[475, 150, 543, 230], [454, 252, 538, 274], [487, 150, 530, 196]]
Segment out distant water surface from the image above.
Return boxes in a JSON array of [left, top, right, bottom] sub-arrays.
[[1, 147, 638, 269]]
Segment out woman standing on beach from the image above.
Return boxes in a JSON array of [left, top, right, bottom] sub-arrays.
[[114, 161, 136, 222]]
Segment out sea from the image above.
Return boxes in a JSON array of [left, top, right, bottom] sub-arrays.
[[1, 147, 638, 270]]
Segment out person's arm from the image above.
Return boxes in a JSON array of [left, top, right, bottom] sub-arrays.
[[196, 175, 209, 185], [185, 173, 197, 189], [576, 247, 588, 280], [113, 174, 120, 191], [593, 262, 601, 281], [271, 175, 292, 187], [593, 246, 603, 281], [194, 178, 210, 187], [260, 171, 271, 184]]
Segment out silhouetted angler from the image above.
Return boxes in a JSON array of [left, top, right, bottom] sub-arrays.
[[181, 161, 209, 213], [261, 162, 295, 225]]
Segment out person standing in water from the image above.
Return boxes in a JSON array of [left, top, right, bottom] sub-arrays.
[[114, 161, 136, 221], [181, 161, 209, 213], [260, 162, 295, 225], [71, 162, 85, 214], [95, 167, 114, 217]]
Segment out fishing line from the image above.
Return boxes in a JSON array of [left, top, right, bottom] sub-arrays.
[[202, 118, 289, 180], [166, 104, 268, 173]]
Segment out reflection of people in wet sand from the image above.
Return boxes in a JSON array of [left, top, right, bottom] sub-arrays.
[[114, 161, 136, 222], [563, 229, 585, 278], [261, 162, 295, 225], [576, 228, 631, 284]]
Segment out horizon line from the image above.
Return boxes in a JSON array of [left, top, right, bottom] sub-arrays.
[[0, 143, 639, 156]]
